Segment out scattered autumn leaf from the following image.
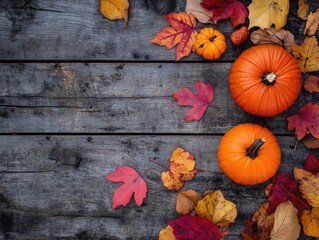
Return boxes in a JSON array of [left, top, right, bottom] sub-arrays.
[[267, 173, 310, 215], [100, 0, 129, 26], [105, 165, 147, 209], [304, 152, 319, 174], [298, 0, 310, 20], [304, 9, 319, 36], [291, 36, 319, 73], [287, 103, 319, 140], [158, 225, 176, 240], [248, 0, 290, 31], [250, 27, 295, 52], [150, 12, 197, 61], [303, 134, 319, 149], [172, 80, 214, 122], [270, 201, 301, 240], [195, 190, 237, 227], [176, 189, 202, 215], [294, 167, 319, 207], [168, 215, 222, 240], [230, 26, 250, 45], [186, 0, 213, 24], [304, 75, 319, 93], [201, 0, 248, 27], [161, 147, 198, 190], [301, 208, 319, 237]]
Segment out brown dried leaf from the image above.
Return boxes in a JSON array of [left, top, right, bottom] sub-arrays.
[[186, 0, 213, 24], [176, 189, 202, 215], [304, 9, 319, 36], [303, 134, 319, 149], [304, 75, 319, 93], [250, 27, 295, 52], [252, 202, 275, 239], [298, 0, 310, 20], [158, 225, 176, 240]]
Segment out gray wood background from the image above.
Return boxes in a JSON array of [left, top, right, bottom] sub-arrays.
[[0, 0, 318, 239]]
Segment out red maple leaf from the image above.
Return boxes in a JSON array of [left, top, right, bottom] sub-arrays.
[[201, 0, 248, 27], [168, 215, 222, 240], [287, 103, 319, 140], [150, 12, 197, 61], [266, 172, 310, 215], [304, 152, 319, 174], [105, 166, 147, 209], [172, 80, 214, 121]]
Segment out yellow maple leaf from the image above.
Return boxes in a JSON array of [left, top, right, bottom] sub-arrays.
[[301, 208, 319, 237], [304, 9, 319, 36], [176, 189, 202, 215], [294, 167, 319, 207], [248, 0, 290, 31], [158, 225, 176, 240], [291, 36, 319, 73], [298, 0, 310, 20], [195, 190, 237, 227], [100, 0, 129, 26]]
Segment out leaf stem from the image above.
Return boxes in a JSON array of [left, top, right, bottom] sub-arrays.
[[149, 158, 169, 171]]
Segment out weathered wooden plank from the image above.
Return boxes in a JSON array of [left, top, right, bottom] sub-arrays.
[[0, 135, 315, 239], [0, 0, 317, 61], [0, 63, 314, 134]]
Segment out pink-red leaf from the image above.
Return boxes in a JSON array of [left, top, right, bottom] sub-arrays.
[[172, 80, 214, 121], [201, 0, 248, 27], [305, 152, 319, 174], [105, 165, 147, 209], [287, 103, 319, 140], [168, 215, 222, 240]]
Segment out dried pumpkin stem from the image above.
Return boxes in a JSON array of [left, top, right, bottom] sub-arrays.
[[246, 138, 266, 159], [261, 72, 277, 85], [209, 35, 217, 42]]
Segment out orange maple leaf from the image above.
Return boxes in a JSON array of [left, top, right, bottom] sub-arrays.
[[151, 12, 197, 61]]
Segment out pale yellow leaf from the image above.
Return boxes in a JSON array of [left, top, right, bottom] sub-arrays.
[[304, 9, 319, 36], [270, 201, 300, 240], [186, 0, 213, 24], [100, 0, 129, 26], [298, 0, 310, 20], [301, 208, 319, 237]]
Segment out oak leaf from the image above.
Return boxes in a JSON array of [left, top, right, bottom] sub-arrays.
[[305, 152, 319, 174], [298, 0, 310, 20], [186, 0, 213, 24], [201, 0, 248, 27], [150, 12, 197, 61], [248, 0, 290, 31], [270, 201, 301, 240], [176, 189, 202, 215], [99, 0, 129, 26], [195, 190, 237, 227], [172, 80, 214, 122], [304, 75, 319, 93], [287, 103, 319, 140], [168, 215, 222, 240], [105, 166, 147, 209], [291, 36, 319, 73], [304, 9, 319, 36], [301, 208, 319, 237], [161, 147, 197, 190], [250, 27, 295, 52], [158, 225, 176, 240], [294, 167, 319, 207]]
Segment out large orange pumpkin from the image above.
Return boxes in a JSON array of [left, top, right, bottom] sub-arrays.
[[217, 123, 281, 185], [229, 44, 301, 117]]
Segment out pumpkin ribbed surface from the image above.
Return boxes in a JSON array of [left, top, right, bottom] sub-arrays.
[[217, 123, 281, 185], [229, 44, 301, 117]]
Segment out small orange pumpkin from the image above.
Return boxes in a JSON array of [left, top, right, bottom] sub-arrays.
[[217, 123, 281, 185], [229, 44, 301, 117], [194, 27, 226, 60]]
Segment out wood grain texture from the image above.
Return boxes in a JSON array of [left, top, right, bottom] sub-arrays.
[[0, 63, 315, 134], [0, 0, 317, 61], [0, 135, 315, 239]]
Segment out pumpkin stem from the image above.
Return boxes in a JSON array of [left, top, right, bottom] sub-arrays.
[[246, 138, 266, 159], [262, 72, 277, 85], [209, 35, 217, 42]]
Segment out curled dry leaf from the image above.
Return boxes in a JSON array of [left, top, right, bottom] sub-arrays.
[[186, 0, 213, 24], [230, 26, 250, 45], [304, 152, 319, 174], [100, 0, 129, 26], [176, 189, 202, 215], [248, 0, 290, 31], [158, 225, 176, 240], [298, 0, 310, 20], [303, 134, 319, 149], [294, 167, 319, 207], [304, 75, 319, 93], [270, 201, 301, 240], [301, 208, 319, 237], [291, 36, 319, 73], [250, 27, 295, 52], [304, 9, 319, 36], [195, 190, 237, 227]]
